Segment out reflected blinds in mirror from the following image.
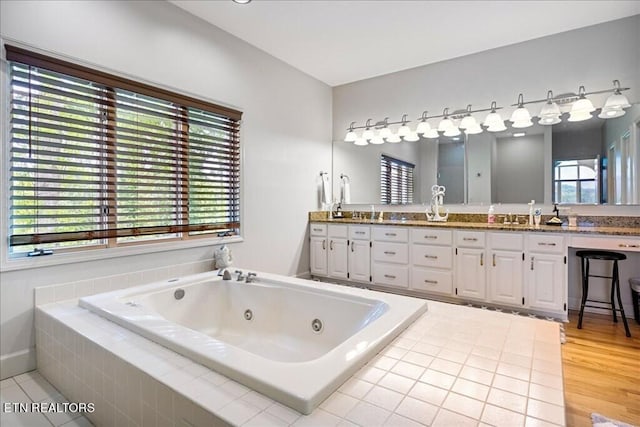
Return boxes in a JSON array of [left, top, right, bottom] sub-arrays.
[[380, 154, 414, 205]]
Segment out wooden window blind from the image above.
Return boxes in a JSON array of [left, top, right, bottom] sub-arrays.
[[380, 154, 414, 205], [6, 45, 241, 253]]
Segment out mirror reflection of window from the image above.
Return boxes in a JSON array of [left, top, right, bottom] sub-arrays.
[[380, 154, 414, 204], [553, 159, 599, 204]]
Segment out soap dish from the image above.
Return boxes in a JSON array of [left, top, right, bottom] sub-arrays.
[[545, 220, 563, 226]]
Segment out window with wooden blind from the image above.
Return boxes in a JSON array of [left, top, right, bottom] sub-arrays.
[[6, 45, 241, 256], [380, 154, 414, 205]]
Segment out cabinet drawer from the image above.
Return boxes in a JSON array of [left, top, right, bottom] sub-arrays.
[[349, 225, 370, 240], [412, 268, 452, 295], [328, 224, 348, 238], [373, 264, 409, 288], [411, 229, 452, 246], [490, 232, 523, 251], [373, 242, 409, 264], [455, 231, 486, 248], [411, 245, 452, 269], [310, 223, 327, 236], [372, 227, 409, 243], [527, 234, 564, 253]]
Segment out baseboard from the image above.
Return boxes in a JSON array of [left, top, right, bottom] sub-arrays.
[[0, 348, 36, 380], [295, 271, 312, 280], [567, 297, 635, 320]]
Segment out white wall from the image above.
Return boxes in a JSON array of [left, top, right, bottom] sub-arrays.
[[0, 0, 331, 377], [333, 14, 640, 215]]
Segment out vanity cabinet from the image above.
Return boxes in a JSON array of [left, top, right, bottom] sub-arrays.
[[410, 229, 453, 295], [348, 226, 371, 282], [454, 231, 487, 300], [310, 224, 328, 276], [488, 232, 524, 307], [327, 225, 348, 279], [526, 234, 566, 313], [372, 226, 409, 288]]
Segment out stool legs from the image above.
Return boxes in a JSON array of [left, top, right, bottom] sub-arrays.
[[612, 261, 631, 337], [578, 256, 589, 330]]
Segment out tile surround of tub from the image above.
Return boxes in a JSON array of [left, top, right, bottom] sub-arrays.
[[34, 259, 214, 306], [35, 294, 566, 426]]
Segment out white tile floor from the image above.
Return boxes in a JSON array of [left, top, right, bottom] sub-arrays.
[[0, 372, 93, 427]]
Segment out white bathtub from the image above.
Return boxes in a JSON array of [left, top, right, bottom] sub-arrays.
[[79, 270, 427, 414]]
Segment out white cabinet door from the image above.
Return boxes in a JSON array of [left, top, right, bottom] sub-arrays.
[[310, 236, 327, 276], [455, 248, 486, 300], [328, 238, 348, 279], [489, 250, 523, 306], [348, 240, 370, 282], [527, 253, 565, 312]]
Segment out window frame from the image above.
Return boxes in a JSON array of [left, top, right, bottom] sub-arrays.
[[552, 158, 599, 204], [1, 42, 244, 272]]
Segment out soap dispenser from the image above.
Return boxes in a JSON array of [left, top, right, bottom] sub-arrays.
[[528, 200, 535, 226], [487, 205, 495, 224]]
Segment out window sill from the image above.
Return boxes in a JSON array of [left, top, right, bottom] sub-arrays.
[[0, 235, 243, 273]]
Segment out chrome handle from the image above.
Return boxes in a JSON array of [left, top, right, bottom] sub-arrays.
[[619, 243, 640, 248], [463, 237, 478, 241], [424, 235, 437, 239], [351, 241, 354, 252], [531, 256, 534, 270], [330, 240, 333, 250], [322, 240, 326, 250], [384, 251, 396, 255], [355, 231, 365, 235], [537, 242, 556, 246], [384, 274, 396, 279], [424, 279, 438, 284], [492, 254, 496, 267], [480, 253, 484, 266], [424, 255, 438, 259], [385, 232, 397, 237], [313, 228, 323, 232]]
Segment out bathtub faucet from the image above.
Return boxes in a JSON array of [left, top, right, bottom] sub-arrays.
[[235, 270, 245, 281], [246, 272, 257, 283]]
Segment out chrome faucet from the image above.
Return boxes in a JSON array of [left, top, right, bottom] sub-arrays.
[[235, 270, 245, 281], [245, 272, 257, 283]]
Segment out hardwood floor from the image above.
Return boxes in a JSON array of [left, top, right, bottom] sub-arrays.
[[563, 310, 640, 426]]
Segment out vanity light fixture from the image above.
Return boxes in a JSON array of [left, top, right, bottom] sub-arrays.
[[354, 137, 368, 146], [415, 111, 432, 134], [510, 94, 533, 128], [370, 135, 385, 145], [464, 123, 484, 135], [404, 132, 420, 142], [599, 80, 631, 119], [397, 114, 411, 137], [344, 122, 357, 142], [232, 0, 252, 4], [437, 108, 455, 133], [568, 86, 596, 122], [378, 118, 393, 139], [387, 133, 402, 143], [459, 105, 478, 130], [424, 127, 440, 139], [361, 119, 375, 140], [484, 101, 507, 132], [538, 91, 562, 125]]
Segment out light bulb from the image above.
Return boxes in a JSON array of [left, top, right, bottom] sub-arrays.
[[484, 111, 505, 132], [424, 128, 440, 139], [598, 93, 630, 119], [459, 115, 477, 130], [362, 128, 374, 140], [386, 133, 401, 143], [443, 126, 461, 137], [370, 136, 384, 145], [568, 110, 593, 122], [464, 124, 483, 135], [354, 138, 368, 146], [379, 127, 392, 139], [398, 124, 411, 137], [416, 121, 431, 134], [538, 96, 561, 126], [510, 107, 533, 128], [438, 118, 454, 132], [344, 130, 357, 142], [404, 132, 419, 142]]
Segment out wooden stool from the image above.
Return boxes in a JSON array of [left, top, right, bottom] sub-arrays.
[[630, 277, 640, 325], [576, 250, 630, 337]]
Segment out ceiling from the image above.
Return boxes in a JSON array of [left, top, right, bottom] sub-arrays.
[[169, 1, 640, 87]]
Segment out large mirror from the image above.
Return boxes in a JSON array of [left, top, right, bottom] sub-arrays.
[[332, 103, 639, 205]]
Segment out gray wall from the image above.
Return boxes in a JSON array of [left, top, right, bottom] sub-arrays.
[[492, 134, 545, 203], [0, 0, 332, 376]]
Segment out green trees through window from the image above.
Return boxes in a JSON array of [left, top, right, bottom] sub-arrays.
[[7, 47, 241, 256]]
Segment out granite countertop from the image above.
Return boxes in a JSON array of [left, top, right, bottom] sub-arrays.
[[310, 217, 640, 237]]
